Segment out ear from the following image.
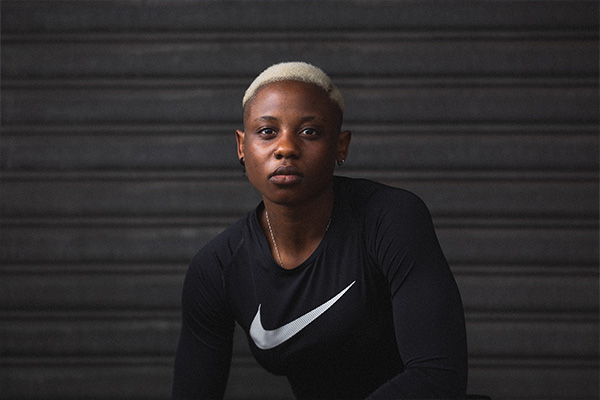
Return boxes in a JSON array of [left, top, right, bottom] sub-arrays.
[[337, 130, 351, 162], [235, 129, 245, 160]]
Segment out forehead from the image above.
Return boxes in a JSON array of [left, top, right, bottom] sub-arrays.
[[245, 80, 337, 117]]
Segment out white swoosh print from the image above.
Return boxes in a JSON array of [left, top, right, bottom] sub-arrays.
[[250, 281, 356, 350]]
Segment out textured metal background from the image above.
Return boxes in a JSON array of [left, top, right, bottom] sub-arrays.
[[1, 1, 598, 399]]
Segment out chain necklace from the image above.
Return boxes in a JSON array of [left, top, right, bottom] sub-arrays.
[[265, 210, 332, 269]]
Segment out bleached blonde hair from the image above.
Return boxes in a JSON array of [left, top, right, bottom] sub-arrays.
[[242, 62, 344, 113]]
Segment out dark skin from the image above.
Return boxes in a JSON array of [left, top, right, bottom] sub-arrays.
[[236, 80, 351, 269]]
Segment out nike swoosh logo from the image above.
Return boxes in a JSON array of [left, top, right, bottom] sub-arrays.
[[250, 281, 356, 350]]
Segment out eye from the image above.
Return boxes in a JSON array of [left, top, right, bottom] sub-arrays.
[[300, 128, 318, 136], [258, 127, 276, 136]]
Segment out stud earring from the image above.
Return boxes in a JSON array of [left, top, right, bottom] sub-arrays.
[[337, 159, 345, 166]]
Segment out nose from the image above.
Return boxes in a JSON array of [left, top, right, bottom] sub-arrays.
[[274, 130, 300, 159]]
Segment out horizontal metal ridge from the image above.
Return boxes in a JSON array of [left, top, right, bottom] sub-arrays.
[[1, 262, 596, 276], [1, 355, 595, 368], [3, 0, 596, 35], [0, 262, 189, 275], [0, 308, 596, 322], [452, 264, 599, 277], [1, 169, 597, 181], [3, 29, 598, 43], [2, 76, 597, 89], [465, 311, 599, 322], [1, 215, 596, 229], [0, 215, 237, 227], [0, 310, 181, 320], [0, 356, 175, 366], [468, 357, 599, 368]]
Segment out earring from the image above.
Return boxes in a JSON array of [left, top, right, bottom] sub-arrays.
[[337, 159, 345, 166]]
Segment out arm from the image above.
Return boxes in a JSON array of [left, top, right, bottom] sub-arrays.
[[172, 251, 235, 399], [366, 190, 468, 399]]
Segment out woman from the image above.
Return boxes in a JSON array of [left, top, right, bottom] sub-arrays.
[[172, 62, 468, 399]]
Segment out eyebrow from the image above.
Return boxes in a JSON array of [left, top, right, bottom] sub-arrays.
[[254, 115, 323, 123]]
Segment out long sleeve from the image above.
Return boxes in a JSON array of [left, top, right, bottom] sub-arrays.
[[172, 249, 235, 399], [365, 189, 468, 399]]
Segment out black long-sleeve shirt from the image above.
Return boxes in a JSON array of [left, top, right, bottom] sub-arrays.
[[173, 176, 467, 399]]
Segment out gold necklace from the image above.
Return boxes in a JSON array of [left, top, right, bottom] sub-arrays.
[[265, 210, 332, 268]]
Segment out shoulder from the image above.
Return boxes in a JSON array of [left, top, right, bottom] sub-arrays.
[[335, 176, 429, 219], [184, 211, 251, 300], [335, 176, 435, 252], [188, 212, 250, 281], [181, 211, 253, 318]]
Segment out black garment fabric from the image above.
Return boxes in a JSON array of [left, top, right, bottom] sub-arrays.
[[173, 177, 468, 399]]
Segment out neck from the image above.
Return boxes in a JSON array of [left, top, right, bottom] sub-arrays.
[[261, 186, 334, 269]]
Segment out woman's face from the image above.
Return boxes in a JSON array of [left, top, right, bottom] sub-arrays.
[[236, 80, 351, 207]]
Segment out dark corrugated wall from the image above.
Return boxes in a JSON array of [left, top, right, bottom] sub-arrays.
[[1, 1, 598, 399]]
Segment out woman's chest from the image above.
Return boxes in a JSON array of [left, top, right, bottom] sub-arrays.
[[225, 235, 394, 373]]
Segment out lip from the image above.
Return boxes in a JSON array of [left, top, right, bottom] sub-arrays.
[[269, 165, 303, 185]]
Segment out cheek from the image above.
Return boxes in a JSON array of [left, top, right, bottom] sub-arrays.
[[244, 162, 263, 191], [322, 140, 340, 161], [243, 147, 269, 183], [244, 144, 268, 167]]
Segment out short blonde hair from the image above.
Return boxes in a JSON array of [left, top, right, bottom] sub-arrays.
[[242, 62, 344, 113]]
